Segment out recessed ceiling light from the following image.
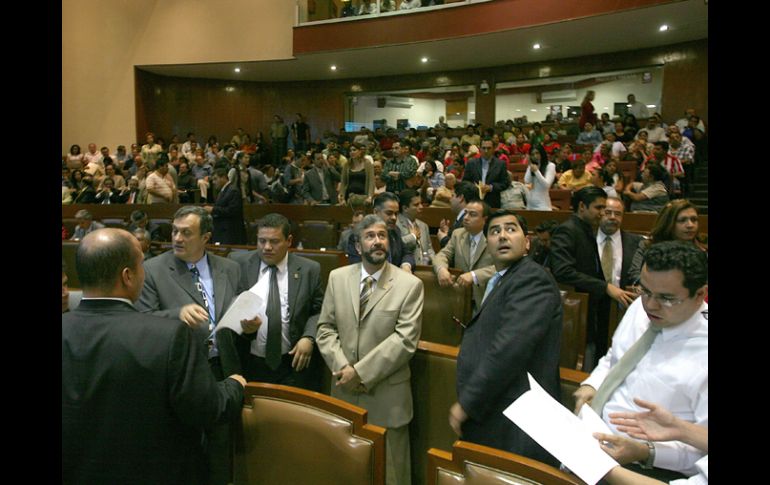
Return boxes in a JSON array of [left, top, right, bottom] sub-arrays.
[[330, 65, 337, 71], [533, 43, 541, 50], [646, 104, 656, 108], [603, 107, 609, 110], [530, 109, 537, 112], [234, 67, 241, 73], [515, 109, 521, 112], [659, 24, 669, 32], [421, 57, 428, 63], [455, 112, 460, 115]]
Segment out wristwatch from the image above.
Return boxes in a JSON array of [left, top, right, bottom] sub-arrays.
[[640, 441, 656, 469]]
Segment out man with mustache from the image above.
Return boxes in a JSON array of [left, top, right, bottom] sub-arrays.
[[317, 214, 424, 485]]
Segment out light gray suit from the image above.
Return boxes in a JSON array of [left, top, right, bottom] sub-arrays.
[[396, 213, 435, 265], [317, 262, 423, 485], [432, 227, 496, 310]]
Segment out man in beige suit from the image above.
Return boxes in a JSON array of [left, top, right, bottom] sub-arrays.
[[317, 214, 424, 485], [433, 200, 496, 312]]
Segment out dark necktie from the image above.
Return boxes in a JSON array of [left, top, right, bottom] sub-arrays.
[[189, 265, 215, 349], [265, 265, 282, 370]]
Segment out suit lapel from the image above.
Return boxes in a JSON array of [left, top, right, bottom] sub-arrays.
[[209, 254, 230, 321], [349, 264, 362, 322], [287, 254, 301, 326], [169, 255, 205, 308], [471, 234, 487, 268], [247, 251, 262, 289], [362, 264, 393, 321]]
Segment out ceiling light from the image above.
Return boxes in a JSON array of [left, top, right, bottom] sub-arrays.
[[421, 57, 428, 63], [515, 109, 521, 112], [659, 24, 669, 32], [455, 112, 460, 115], [530, 109, 537, 112], [234, 67, 241, 73], [330, 65, 337, 71], [533, 43, 541, 50], [646, 104, 656, 108], [603, 107, 609, 110]]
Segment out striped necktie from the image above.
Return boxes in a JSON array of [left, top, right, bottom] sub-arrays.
[[359, 276, 375, 321]]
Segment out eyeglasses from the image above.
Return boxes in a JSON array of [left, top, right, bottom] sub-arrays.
[[632, 286, 687, 308]]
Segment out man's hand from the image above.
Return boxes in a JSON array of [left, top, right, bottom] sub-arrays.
[[289, 337, 314, 371], [607, 284, 636, 307], [228, 374, 247, 387], [609, 398, 679, 442], [573, 384, 596, 414], [240, 315, 262, 334], [593, 432, 649, 465], [455, 272, 474, 288], [437, 267, 455, 287], [333, 365, 362, 392], [400, 263, 412, 272], [449, 402, 468, 436], [410, 224, 421, 240], [179, 304, 210, 327], [388, 171, 401, 179]]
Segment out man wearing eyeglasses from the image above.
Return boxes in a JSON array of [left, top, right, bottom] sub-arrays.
[[573, 242, 707, 481]]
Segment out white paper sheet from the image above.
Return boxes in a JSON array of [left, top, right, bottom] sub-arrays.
[[502, 373, 618, 485], [214, 291, 266, 335]]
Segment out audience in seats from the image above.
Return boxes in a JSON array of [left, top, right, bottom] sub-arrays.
[[70, 209, 104, 241]]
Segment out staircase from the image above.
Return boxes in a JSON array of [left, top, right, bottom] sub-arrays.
[[689, 166, 708, 214]]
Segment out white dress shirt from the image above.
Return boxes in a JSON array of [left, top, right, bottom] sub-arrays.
[[583, 298, 708, 476], [596, 229, 622, 287], [359, 265, 384, 292], [671, 455, 708, 485], [248, 253, 291, 357]]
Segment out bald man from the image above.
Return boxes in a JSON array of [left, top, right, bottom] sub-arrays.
[[62, 228, 245, 485]]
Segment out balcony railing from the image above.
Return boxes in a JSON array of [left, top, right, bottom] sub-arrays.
[[296, 0, 494, 26]]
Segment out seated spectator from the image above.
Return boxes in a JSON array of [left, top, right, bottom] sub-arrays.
[[558, 158, 593, 191], [624, 163, 670, 213], [99, 164, 126, 190], [499, 175, 528, 210], [623, 114, 640, 139], [612, 120, 632, 143], [509, 133, 531, 157], [337, 210, 365, 252], [191, 153, 213, 202], [113, 145, 129, 168], [602, 132, 627, 159], [541, 133, 561, 159], [627, 199, 706, 285], [127, 210, 162, 241], [641, 141, 682, 194], [576, 122, 603, 148], [117, 176, 143, 204], [95, 177, 122, 205], [399, 0, 422, 9], [444, 172, 457, 192], [422, 159, 445, 199], [66, 144, 85, 170], [70, 209, 105, 241], [73, 175, 97, 204], [132, 228, 154, 261], [176, 161, 197, 203], [145, 158, 177, 204], [586, 142, 611, 174], [638, 115, 667, 143], [595, 158, 624, 198]]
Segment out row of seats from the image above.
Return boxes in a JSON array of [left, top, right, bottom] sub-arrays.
[[235, 341, 589, 485]]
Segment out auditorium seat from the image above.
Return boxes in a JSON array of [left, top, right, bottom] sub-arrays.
[[548, 189, 572, 211], [68, 289, 83, 311], [289, 248, 348, 291], [412, 265, 470, 346], [62, 218, 79, 237], [149, 218, 173, 241], [62, 241, 80, 288], [427, 440, 582, 485], [234, 383, 386, 485], [560, 290, 589, 371], [295, 220, 338, 250], [101, 217, 127, 229]]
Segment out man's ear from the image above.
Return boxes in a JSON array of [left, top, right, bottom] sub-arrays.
[[355, 240, 362, 256], [287, 234, 293, 248], [202, 231, 211, 245]]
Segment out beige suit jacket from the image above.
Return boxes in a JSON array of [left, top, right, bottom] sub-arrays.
[[432, 227, 496, 306], [316, 262, 423, 429]]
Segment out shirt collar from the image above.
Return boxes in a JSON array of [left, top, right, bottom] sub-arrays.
[[81, 296, 134, 305], [188, 253, 209, 272], [260, 252, 289, 274], [597, 229, 620, 244], [659, 301, 708, 341], [360, 264, 385, 283]]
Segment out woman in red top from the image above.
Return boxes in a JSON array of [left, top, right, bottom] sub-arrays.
[[541, 133, 561, 160], [578, 90, 597, 129]]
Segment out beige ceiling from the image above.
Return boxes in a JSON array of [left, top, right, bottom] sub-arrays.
[[138, 0, 707, 84]]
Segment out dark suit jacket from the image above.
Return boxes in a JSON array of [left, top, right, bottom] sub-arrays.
[[302, 166, 340, 203], [73, 186, 97, 204], [439, 211, 465, 248], [223, 251, 324, 380], [211, 183, 246, 244], [456, 256, 562, 465], [346, 227, 416, 270], [94, 190, 122, 204], [137, 250, 241, 373], [620, 230, 643, 288], [62, 299, 243, 485], [462, 157, 510, 209]]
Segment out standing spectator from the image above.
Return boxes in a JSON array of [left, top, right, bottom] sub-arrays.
[[578, 90, 597, 129], [463, 138, 510, 209], [141, 132, 163, 169], [291, 113, 311, 154], [204, 168, 246, 245], [625, 93, 649, 119], [191, 153, 214, 203], [145, 158, 177, 204], [381, 140, 418, 195], [113, 145, 129, 167], [270, 115, 290, 166], [524, 144, 556, 210], [176, 161, 198, 203], [66, 144, 85, 170], [302, 150, 340, 205], [181, 133, 198, 161]]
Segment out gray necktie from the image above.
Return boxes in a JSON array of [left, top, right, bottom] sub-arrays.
[[319, 169, 329, 201], [359, 276, 375, 320], [602, 236, 614, 283], [265, 265, 282, 370], [590, 324, 663, 414], [469, 235, 478, 263]]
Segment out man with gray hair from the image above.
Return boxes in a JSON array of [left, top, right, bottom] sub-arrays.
[[317, 214, 424, 485], [63, 228, 245, 484], [70, 209, 105, 241], [136, 206, 251, 485]]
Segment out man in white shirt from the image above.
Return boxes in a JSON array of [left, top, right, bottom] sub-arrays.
[[675, 108, 706, 133], [640, 117, 668, 144], [573, 242, 707, 480], [145, 158, 177, 203], [626, 94, 650, 120]]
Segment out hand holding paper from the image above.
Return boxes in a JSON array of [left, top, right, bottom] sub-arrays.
[[215, 291, 266, 335]]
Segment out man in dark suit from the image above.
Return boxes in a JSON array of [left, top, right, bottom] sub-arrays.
[[302, 150, 340, 204], [63, 228, 245, 485], [549, 187, 636, 369], [347, 191, 416, 271], [450, 210, 562, 466], [462, 137, 510, 209], [94, 177, 122, 204], [73, 175, 97, 204], [224, 213, 325, 391], [205, 168, 246, 245], [136, 205, 247, 485], [436, 181, 478, 248]]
